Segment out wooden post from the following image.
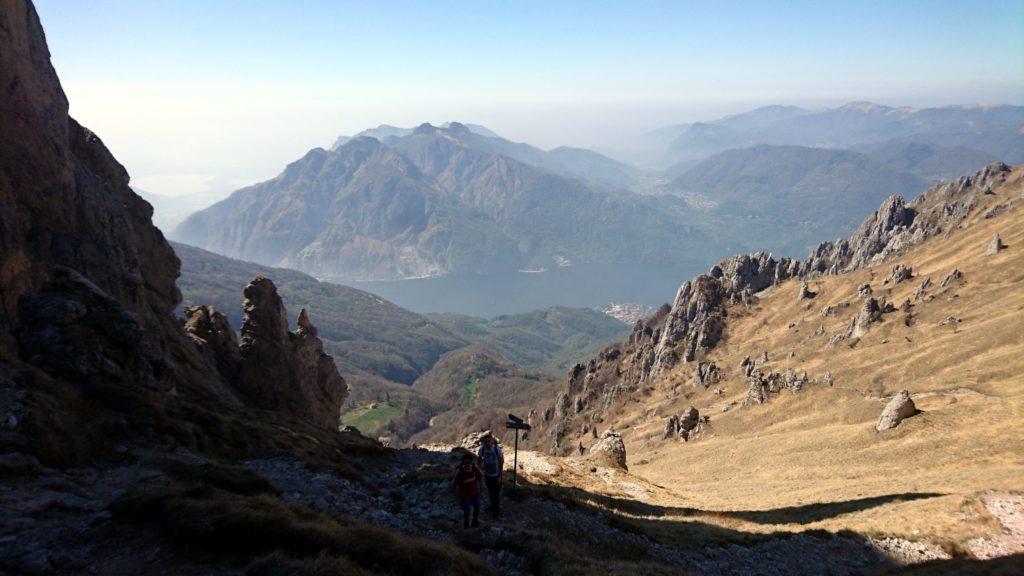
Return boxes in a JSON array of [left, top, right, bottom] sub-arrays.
[[512, 428, 520, 487], [505, 414, 530, 488]]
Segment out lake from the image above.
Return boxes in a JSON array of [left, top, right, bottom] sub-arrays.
[[347, 263, 702, 318]]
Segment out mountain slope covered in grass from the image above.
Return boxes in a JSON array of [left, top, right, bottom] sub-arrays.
[[173, 242, 626, 440]]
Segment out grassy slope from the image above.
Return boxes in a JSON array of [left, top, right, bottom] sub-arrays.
[[581, 167, 1024, 548], [428, 307, 630, 375], [173, 242, 622, 439], [408, 345, 560, 445]]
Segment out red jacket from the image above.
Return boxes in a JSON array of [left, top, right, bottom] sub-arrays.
[[451, 464, 483, 500]]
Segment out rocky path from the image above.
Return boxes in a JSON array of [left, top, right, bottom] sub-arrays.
[[249, 443, 960, 575], [967, 492, 1024, 559], [3, 442, 1017, 575]]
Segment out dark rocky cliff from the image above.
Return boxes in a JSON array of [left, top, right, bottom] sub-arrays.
[[0, 0, 349, 472], [0, 0, 234, 401]]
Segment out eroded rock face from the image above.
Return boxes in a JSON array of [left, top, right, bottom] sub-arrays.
[[875, 390, 917, 431], [589, 429, 627, 470], [235, 276, 347, 429], [889, 264, 913, 284], [847, 298, 882, 339], [743, 373, 767, 406], [694, 361, 721, 388], [183, 306, 241, 383], [15, 267, 155, 386]]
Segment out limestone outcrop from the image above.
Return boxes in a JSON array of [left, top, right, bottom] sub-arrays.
[[875, 390, 918, 431], [235, 276, 348, 429], [986, 234, 1006, 255], [589, 429, 627, 470]]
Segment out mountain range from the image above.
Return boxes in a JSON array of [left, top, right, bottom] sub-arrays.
[[173, 123, 712, 281], [647, 102, 1023, 172]]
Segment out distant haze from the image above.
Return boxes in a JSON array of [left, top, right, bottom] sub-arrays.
[[35, 0, 1024, 198]]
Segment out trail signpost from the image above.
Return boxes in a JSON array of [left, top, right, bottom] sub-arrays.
[[505, 413, 531, 486]]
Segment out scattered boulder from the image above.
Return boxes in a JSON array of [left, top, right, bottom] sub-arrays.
[[983, 204, 1007, 219], [857, 283, 873, 299], [679, 406, 700, 440], [986, 234, 1006, 255], [460, 430, 492, 450], [912, 277, 932, 301], [693, 361, 721, 388], [663, 415, 680, 439], [783, 368, 808, 393], [742, 373, 767, 406], [759, 351, 770, 364], [889, 264, 913, 284], [796, 280, 816, 302], [875, 390, 918, 431], [740, 355, 755, 377], [847, 298, 882, 339], [939, 268, 963, 288], [820, 301, 851, 318], [589, 429, 627, 470], [826, 333, 847, 349]]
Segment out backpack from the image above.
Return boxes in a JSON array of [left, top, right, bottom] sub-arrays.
[[479, 444, 501, 476]]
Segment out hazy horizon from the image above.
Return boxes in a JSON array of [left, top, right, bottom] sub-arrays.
[[36, 0, 1024, 198]]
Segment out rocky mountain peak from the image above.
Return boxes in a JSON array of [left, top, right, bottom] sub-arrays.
[[413, 122, 439, 135], [445, 121, 471, 134]]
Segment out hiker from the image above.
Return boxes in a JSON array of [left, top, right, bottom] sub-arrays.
[[450, 452, 483, 528], [477, 433, 504, 518]]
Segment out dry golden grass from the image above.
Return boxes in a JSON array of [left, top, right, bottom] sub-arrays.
[[578, 168, 1024, 548]]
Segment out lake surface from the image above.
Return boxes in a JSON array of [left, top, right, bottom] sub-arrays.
[[347, 263, 703, 317]]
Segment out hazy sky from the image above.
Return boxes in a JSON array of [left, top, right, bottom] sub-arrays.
[[36, 0, 1024, 198]]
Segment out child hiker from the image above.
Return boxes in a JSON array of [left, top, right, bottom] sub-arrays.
[[450, 452, 483, 528]]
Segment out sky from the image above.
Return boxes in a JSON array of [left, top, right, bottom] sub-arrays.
[[35, 0, 1024, 198]]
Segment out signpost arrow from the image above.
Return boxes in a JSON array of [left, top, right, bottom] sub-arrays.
[[505, 414, 530, 486]]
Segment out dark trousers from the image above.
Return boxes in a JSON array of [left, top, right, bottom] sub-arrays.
[[484, 475, 501, 517]]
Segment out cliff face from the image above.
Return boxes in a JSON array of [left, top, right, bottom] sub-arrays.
[[536, 162, 1014, 455], [0, 0, 234, 400], [0, 0, 350, 455]]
